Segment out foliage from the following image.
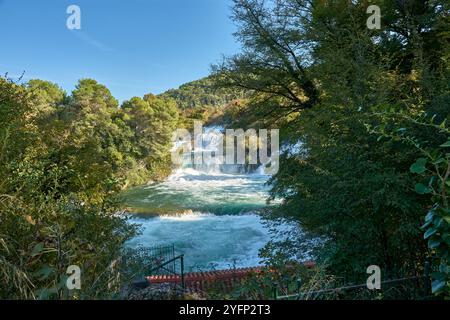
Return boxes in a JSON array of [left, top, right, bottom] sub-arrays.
[[215, 0, 450, 297], [369, 113, 450, 297], [119, 94, 179, 185], [159, 76, 245, 110], [0, 76, 180, 299]]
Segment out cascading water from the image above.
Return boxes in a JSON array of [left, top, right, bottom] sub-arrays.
[[125, 126, 278, 271]]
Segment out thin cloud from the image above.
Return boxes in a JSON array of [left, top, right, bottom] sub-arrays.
[[70, 30, 114, 53]]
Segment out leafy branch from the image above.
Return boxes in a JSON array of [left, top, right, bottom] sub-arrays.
[[367, 111, 450, 297]]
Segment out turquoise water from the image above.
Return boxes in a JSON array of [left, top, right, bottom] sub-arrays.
[[124, 168, 271, 215], [124, 168, 277, 271], [124, 126, 283, 270]]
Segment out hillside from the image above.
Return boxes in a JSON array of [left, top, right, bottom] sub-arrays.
[[158, 76, 245, 110]]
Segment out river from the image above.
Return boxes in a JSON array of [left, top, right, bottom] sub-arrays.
[[124, 126, 281, 272]]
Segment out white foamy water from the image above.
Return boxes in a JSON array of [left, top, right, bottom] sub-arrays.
[[125, 125, 285, 270], [128, 212, 271, 271], [124, 167, 273, 215]]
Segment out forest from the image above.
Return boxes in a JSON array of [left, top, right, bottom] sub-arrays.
[[213, 0, 450, 299], [0, 77, 180, 298], [0, 0, 449, 300]]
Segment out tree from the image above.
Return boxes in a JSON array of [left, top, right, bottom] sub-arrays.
[[0, 73, 184, 299], [26, 79, 66, 116], [212, 0, 320, 126], [369, 112, 450, 297], [120, 94, 179, 184], [217, 0, 449, 286], [0, 77, 138, 299]]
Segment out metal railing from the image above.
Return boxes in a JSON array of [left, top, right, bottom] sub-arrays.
[[148, 254, 185, 289], [147, 244, 176, 273], [275, 263, 432, 300], [146, 244, 185, 289]]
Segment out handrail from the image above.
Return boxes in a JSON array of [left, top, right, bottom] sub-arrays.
[[148, 254, 185, 289]]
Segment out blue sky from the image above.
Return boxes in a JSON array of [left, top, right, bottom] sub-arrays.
[[0, 0, 240, 102]]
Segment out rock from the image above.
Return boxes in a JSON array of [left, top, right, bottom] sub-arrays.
[[127, 283, 199, 300]]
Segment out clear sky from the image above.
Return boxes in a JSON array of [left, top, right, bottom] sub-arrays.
[[0, 0, 240, 102]]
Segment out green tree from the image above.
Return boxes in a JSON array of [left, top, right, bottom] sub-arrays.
[[369, 112, 450, 297], [216, 0, 449, 287], [120, 94, 179, 184], [0, 76, 182, 299], [0, 77, 138, 299]]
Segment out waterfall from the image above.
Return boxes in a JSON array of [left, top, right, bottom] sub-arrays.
[[125, 126, 285, 270], [175, 125, 269, 175]]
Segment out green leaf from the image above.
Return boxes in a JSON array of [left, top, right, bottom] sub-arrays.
[[421, 221, 432, 229], [33, 265, 55, 280], [415, 183, 432, 194], [432, 280, 446, 294], [443, 216, 450, 225], [36, 287, 58, 300], [410, 158, 427, 174], [443, 234, 450, 245], [440, 141, 450, 148], [439, 264, 449, 274], [56, 275, 69, 290], [433, 158, 446, 165], [428, 239, 441, 249], [425, 211, 434, 222], [424, 228, 437, 239], [36, 288, 49, 300], [431, 272, 445, 280], [433, 217, 444, 228], [31, 242, 45, 257]]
